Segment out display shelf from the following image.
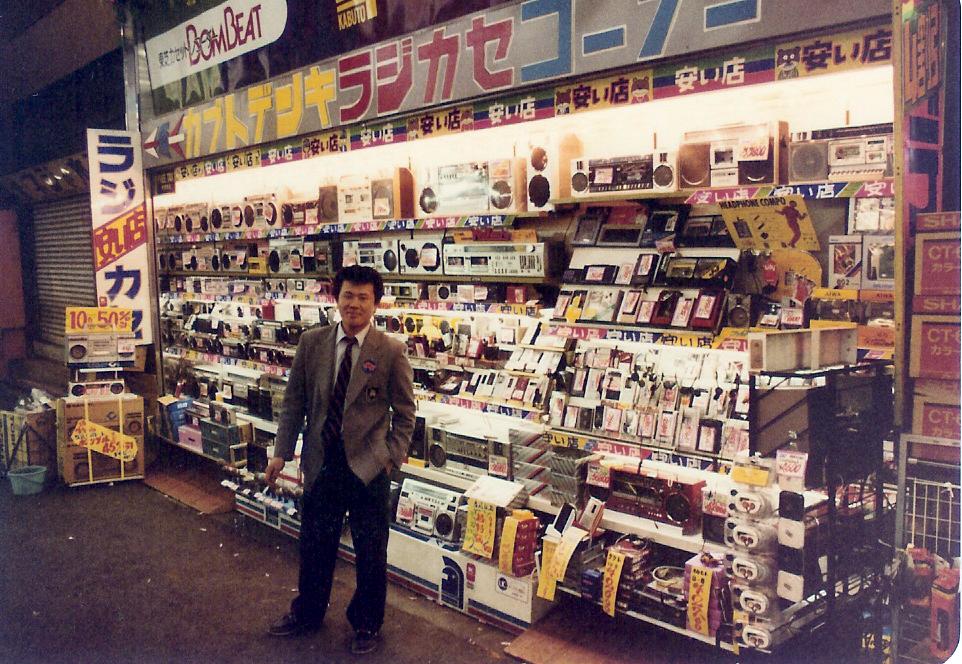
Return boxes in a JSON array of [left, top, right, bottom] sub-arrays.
[[414, 389, 546, 420], [545, 320, 717, 343], [546, 425, 727, 470], [154, 432, 246, 467], [164, 270, 330, 280], [382, 273, 557, 285], [547, 179, 895, 207], [157, 211, 546, 245], [553, 585, 739, 652], [400, 462, 475, 491], [164, 345, 290, 377]]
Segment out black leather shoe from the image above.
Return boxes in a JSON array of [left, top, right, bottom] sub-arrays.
[[350, 629, 381, 655], [268, 612, 320, 637]]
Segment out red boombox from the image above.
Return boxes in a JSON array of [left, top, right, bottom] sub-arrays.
[[590, 465, 705, 535]]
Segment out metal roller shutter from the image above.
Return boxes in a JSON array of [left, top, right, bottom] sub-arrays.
[[30, 195, 97, 351]]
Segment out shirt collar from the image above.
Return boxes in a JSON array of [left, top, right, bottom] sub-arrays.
[[337, 321, 371, 347]]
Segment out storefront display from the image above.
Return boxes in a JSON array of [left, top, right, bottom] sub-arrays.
[[120, 0, 953, 659]]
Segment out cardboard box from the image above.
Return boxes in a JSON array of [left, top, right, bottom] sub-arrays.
[[828, 235, 862, 289], [57, 395, 145, 486], [177, 424, 203, 452], [158, 396, 193, 440]]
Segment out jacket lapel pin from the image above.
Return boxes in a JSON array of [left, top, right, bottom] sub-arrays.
[[362, 359, 377, 374]]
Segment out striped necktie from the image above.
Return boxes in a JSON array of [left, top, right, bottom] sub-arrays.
[[321, 336, 356, 446]]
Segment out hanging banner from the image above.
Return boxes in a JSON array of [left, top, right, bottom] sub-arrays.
[[718, 195, 820, 251], [139, 0, 891, 167], [774, 25, 893, 79], [87, 129, 153, 343]]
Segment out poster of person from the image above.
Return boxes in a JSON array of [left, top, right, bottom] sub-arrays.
[[718, 195, 819, 251]]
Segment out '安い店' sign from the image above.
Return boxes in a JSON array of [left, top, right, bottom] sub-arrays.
[[139, 0, 890, 167]]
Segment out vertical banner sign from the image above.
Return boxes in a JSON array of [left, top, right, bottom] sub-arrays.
[[687, 565, 713, 635], [87, 130, 153, 343], [601, 549, 626, 617]]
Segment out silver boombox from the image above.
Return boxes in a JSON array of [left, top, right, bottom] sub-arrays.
[[395, 478, 464, 542], [426, 426, 489, 480], [341, 239, 399, 274], [442, 242, 555, 278]]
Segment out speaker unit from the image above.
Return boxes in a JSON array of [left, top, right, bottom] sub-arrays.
[[726, 293, 752, 328], [678, 143, 711, 188], [487, 158, 527, 213], [789, 141, 830, 183], [317, 185, 339, 223], [650, 150, 678, 192], [268, 238, 304, 274], [521, 133, 583, 210], [408, 415, 428, 467], [371, 167, 415, 219], [398, 237, 443, 275]]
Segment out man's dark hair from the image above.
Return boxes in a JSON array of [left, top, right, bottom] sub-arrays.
[[333, 265, 384, 302]]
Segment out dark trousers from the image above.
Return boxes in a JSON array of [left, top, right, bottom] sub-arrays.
[[291, 445, 390, 633]]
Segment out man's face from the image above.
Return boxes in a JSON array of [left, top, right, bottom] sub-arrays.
[[337, 280, 378, 333]]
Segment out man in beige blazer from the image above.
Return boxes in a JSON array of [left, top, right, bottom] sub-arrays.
[[265, 265, 416, 655]]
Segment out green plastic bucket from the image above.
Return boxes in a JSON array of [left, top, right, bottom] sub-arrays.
[[8, 465, 47, 495]]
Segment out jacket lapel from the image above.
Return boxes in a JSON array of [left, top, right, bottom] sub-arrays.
[[318, 325, 336, 406], [344, 328, 381, 408]]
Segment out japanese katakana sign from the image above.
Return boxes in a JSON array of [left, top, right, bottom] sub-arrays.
[[140, 0, 891, 167], [87, 130, 152, 343]]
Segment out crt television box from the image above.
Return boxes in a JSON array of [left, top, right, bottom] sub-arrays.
[[57, 395, 145, 486]]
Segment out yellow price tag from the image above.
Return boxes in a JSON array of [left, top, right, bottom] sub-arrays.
[[545, 526, 587, 585], [537, 537, 558, 601], [687, 565, 713, 635], [601, 550, 626, 617], [65, 307, 133, 334], [731, 464, 771, 487], [70, 419, 138, 462], [498, 516, 520, 575], [461, 498, 497, 559]]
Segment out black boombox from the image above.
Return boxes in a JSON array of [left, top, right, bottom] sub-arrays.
[[590, 466, 705, 535]]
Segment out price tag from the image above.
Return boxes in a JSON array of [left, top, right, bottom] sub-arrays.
[[498, 517, 520, 575], [536, 537, 558, 601], [461, 499, 497, 558], [65, 307, 133, 334], [488, 454, 509, 479], [687, 566, 713, 635], [731, 462, 771, 487], [70, 419, 138, 462], [601, 550, 626, 617], [586, 463, 611, 488], [545, 526, 588, 587]]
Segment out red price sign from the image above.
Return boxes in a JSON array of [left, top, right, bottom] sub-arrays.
[[915, 234, 961, 296], [911, 317, 961, 380]]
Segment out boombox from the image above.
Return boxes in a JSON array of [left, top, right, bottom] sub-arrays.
[[680, 122, 788, 188], [521, 132, 583, 210], [395, 478, 465, 541], [416, 162, 490, 216], [570, 154, 653, 196], [591, 467, 705, 535], [338, 175, 374, 223], [384, 282, 421, 299], [303, 240, 340, 275], [184, 245, 218, 271], [372, 167, 415, 219], [426, 426, 490, 480], [240, 195, 279, 230], [279, 199, 318, 227], [267, 238, 304, 273], [66, 333, 136, 366], [317, 184, 339, 224], [158, 250, 183, 273], [68, 379, 126, 398], [397, 237, 444, 275], [342, 239, 399, 274], [442, 241, 559, 278], [181, 203, 210, 233], [427, 283, 455, 302], [789, 123, 893, 183]]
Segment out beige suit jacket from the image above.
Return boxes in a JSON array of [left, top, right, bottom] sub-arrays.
[[273, 324, 416, 488]]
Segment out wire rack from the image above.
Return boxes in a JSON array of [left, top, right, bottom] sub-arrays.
[[892, 436, 962, 664]]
